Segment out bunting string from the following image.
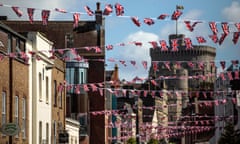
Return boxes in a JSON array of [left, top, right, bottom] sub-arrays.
[[54, 72, 240, 97], [1, 2, 239, 142], [0, 49, 239, 71], [105, 115, 234, 128], [107, 122, 232, 141], [0, 34, 239, 58], [1, 3, 240, 25], [90, 96, 236, 117], [1, 2, 240, 43]]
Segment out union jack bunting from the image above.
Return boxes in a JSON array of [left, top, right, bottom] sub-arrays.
[[41, 10, 50, 25]]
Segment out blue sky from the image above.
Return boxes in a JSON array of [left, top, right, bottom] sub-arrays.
[[1, 0, 240, 81]]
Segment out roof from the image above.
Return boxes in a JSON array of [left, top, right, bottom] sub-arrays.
[[0, 21, 26, 40]]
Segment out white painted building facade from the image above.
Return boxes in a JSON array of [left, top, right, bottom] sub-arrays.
[[28, 32, 53, 144], [66, 118, 80, 144]]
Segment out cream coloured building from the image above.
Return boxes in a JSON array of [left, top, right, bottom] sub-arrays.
[[28, 32, 53, 144], [66, 118, 80, 144]]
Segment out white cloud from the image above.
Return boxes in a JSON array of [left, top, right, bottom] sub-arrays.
[[122, 31, 159, 59], [218, 1, 240, 62], [157, 7, 240, 76], [222, 1, 240, 22], [107, 30, 159, 81], [113, 10, 207, 81]]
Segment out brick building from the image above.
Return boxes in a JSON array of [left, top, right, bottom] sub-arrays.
[[51, 54, 66, 144], [0, 22, 29, 143], [2, 2, 106, 143]]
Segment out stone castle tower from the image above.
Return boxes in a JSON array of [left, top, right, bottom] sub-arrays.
[[149, 34, 216, 143], [150, 34, 216, 91]]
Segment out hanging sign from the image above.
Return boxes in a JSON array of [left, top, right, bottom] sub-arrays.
[[0, 123, 20, 136]]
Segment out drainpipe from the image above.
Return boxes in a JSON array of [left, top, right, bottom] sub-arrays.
[[9, 43, 13, 144]]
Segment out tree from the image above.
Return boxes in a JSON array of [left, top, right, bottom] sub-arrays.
[[147, 138, 158, 144], [218, 123, 240, 144], [159, 138, 167, 144], [127, 137, 137, 144]]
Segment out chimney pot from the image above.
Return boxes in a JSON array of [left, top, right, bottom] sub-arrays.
[[96, 2, 100, 11]]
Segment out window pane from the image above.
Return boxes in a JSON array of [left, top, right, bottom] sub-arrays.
[[59, 84, 62, 108], [53, 121, 57, 144], [22, 98, 25, 118], [22, 98, 26, 138], [15, 96, 19, 138], [39, 121, 42, 144], [46, 76, 49, 102], [8, 34, 11, 53], [15, 96, 18, 117], [39, 73, 42, 100], [2, 92, 6, 113], [80, 69, 85, 84], [46, 123, 49, 144], [2, 92, 6, 125], [54, 80, 57, 106]]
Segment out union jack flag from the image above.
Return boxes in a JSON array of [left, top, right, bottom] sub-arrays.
[[144, 18, 155, 25], [171, 39, 179, 51], [209, 22, 218, 34], [171, 10, 182, 20], [159, 40, 168, 51], [73, 13, 80, 28], [27, 8, 35, 24], [235, 23, 240, 31], [12, 6, 23, 17], [232, 32, 240, 45], [196, 36, 206, 44], [103, 4, 113, 15], [184, 38, 193, 50], [131, 17, 141, 27], [157, 14, 169, 20], [41, 10, 50, 25], [84, 6, 94, 16], [55, 8, 67, 13], [184, 21, 201, 32], [115, 3, 124, 16], [221, 22, 229, 35]]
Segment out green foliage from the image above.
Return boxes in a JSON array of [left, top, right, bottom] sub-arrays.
[[159, 138, 167, 144], [218, 123, 240, 144], [127, 137, 137, 144], [147, 138, 158, 144]]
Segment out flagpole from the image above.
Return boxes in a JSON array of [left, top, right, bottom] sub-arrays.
[[176, 5, 184, 36], [176, 5, 178, 36], [176, 18, 178, 36]]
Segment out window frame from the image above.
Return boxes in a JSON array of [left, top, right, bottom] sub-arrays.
[[14, 95, 19, 138], [54, 80, 57, 106], [46, 122, 49, 144], [39, 121, 42, 144], [22, 97, 26, 139], [53, 121, 57, 144], [1, 91, 6, 136], [7, 34, 11, 53], [46, 76, 49, 103], [59, 83, 63, 108], [39, 73, 42, 101]]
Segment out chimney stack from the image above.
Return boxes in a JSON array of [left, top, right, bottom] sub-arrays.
[[95, 2, 102, 25]]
